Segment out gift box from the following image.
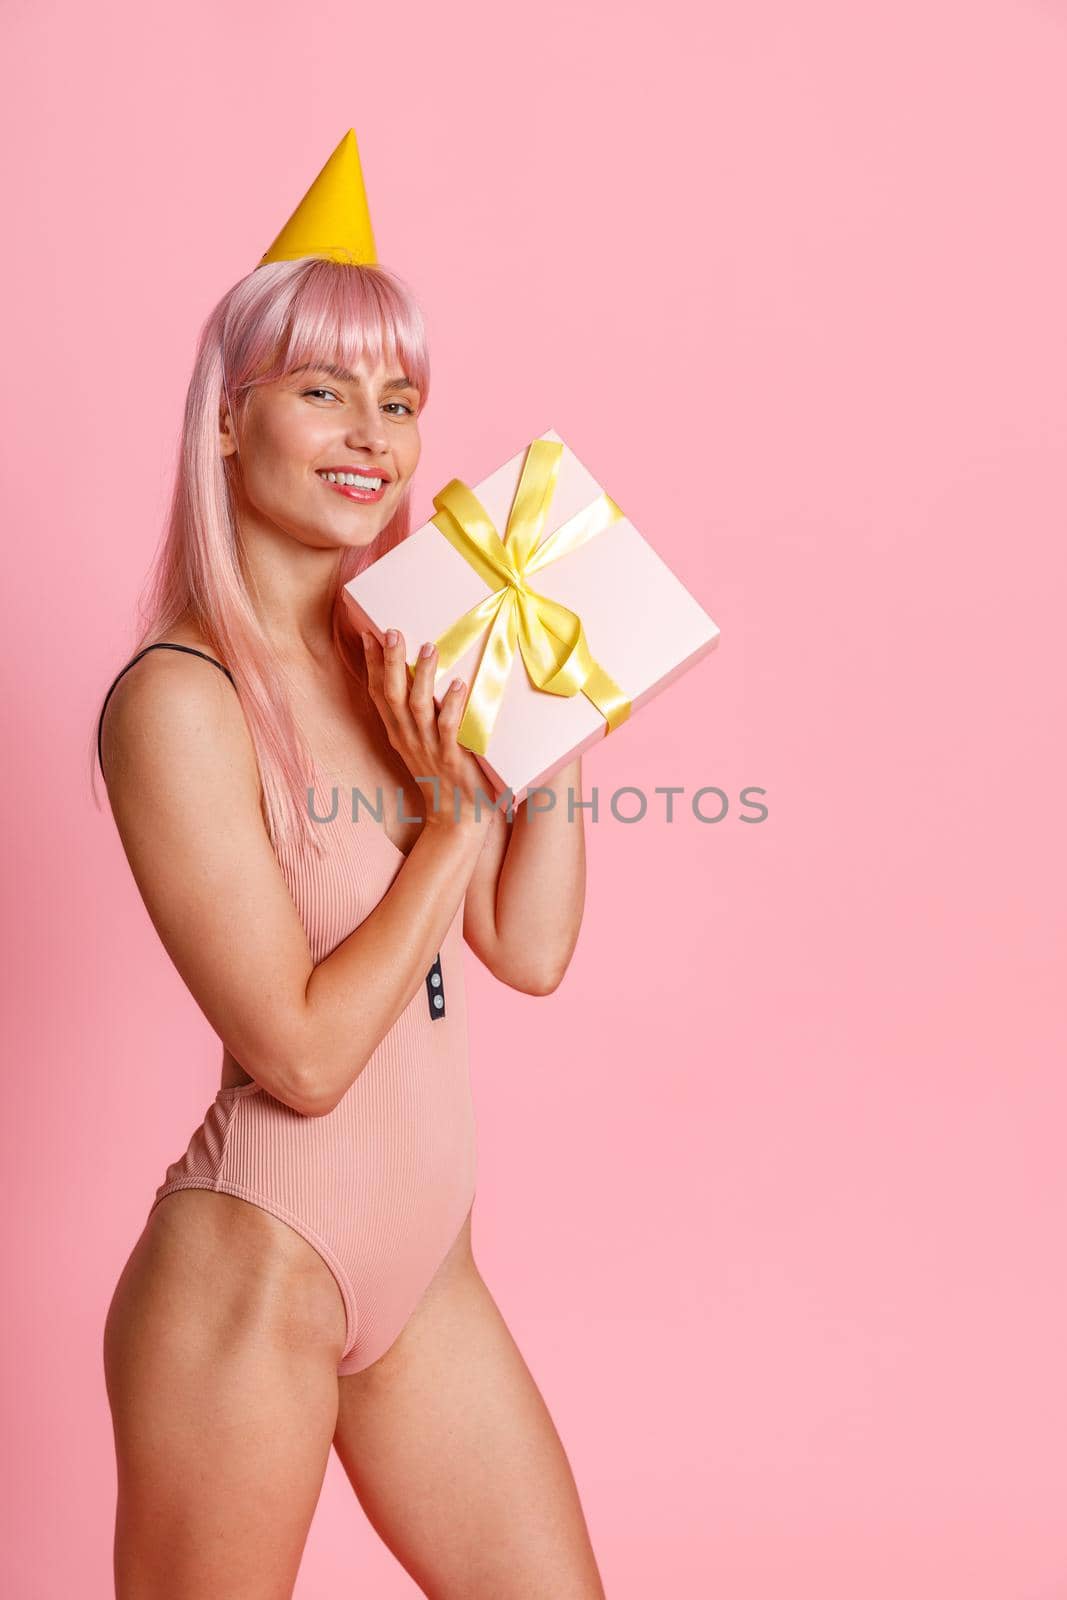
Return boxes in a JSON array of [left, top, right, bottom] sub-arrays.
[[342, 428, 720, 808]]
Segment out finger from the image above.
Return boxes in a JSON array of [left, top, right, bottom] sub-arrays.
[[360, 631, 384, 705], [435, 674, 468, 744], [408, 641, 440, 740], [381, 628, 417, 740], [438, 683, 492, 799]]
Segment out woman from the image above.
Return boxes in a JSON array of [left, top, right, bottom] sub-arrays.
[[95, 252, 604, 1597]]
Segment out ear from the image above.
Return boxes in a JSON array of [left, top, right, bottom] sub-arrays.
[[220, 406, 238, 459]]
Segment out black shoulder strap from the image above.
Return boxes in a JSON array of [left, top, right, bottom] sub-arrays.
[[97, 642, 236, 776]]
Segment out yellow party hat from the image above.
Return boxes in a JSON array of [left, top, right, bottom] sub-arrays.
[[257, 128, 378, 267]]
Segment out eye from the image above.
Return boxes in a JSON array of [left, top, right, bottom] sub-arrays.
[[302, 388, 414, 415]]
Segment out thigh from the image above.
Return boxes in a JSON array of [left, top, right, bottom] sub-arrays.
[[104, 1191, 346, 1600], [333, 1214, 606, 1600]]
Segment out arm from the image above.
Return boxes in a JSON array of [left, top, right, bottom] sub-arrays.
[[462, 755, 587, 995], [302, 819, 485, 1110], [101, 650, 487, 1120]]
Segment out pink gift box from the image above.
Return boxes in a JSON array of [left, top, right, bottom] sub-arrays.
[[342, 428, 720, 808]]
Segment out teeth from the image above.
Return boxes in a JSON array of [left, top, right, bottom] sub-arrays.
[[320, 470, 384, 490]]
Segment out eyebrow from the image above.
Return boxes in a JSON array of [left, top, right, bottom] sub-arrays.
[[291, 362, 418, 392]]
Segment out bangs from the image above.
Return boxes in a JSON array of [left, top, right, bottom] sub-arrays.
[[229, 258, 429, 408]]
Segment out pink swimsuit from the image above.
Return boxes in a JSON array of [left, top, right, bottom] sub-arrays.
[[99, 643, 477, 1376]]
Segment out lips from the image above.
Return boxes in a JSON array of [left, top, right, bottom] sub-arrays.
[[318, 474, 388, 504]]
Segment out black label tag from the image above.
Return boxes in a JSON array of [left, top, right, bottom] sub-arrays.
[[426, 953, 445, 1020]]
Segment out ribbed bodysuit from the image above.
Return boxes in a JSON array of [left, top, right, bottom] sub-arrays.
[[98, 642, 478, 1376]]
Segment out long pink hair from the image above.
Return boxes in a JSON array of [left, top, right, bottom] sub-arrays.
[[90, 257, 431, 853]]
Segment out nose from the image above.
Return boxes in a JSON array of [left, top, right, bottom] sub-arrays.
[[345, 397, 388, 456]]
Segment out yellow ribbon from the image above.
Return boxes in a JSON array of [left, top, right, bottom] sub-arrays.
[[412, 438, 632, 757]]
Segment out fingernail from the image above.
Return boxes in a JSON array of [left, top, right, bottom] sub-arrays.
[[419, 641, 435, 658], [386, 628, 398, 647], [450, 677, 465, 693]]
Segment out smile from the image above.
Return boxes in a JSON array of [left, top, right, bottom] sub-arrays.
[[316, 470, 388, 503]]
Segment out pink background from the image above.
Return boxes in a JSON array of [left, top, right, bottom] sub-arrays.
[[4, 2, 1065, 1595]]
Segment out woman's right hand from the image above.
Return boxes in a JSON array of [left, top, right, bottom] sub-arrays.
[[360, 627, 498, 835]]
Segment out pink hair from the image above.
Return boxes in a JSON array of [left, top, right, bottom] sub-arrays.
[[90, 257, 431, 853]]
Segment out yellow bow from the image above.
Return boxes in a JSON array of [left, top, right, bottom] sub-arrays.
[[415, 438, 633, 756]]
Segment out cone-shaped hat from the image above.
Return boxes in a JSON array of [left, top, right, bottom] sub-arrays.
[[257, 128, 377, 267]]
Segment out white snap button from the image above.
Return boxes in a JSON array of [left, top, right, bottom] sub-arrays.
[[431, 972, 441, 986], [433, 995, 444, 1009]]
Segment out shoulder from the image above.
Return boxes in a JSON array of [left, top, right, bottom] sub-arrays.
[[100, 642, 258, 819]]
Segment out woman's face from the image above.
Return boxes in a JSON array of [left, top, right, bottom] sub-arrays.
[[220, 350, 422, 550]]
